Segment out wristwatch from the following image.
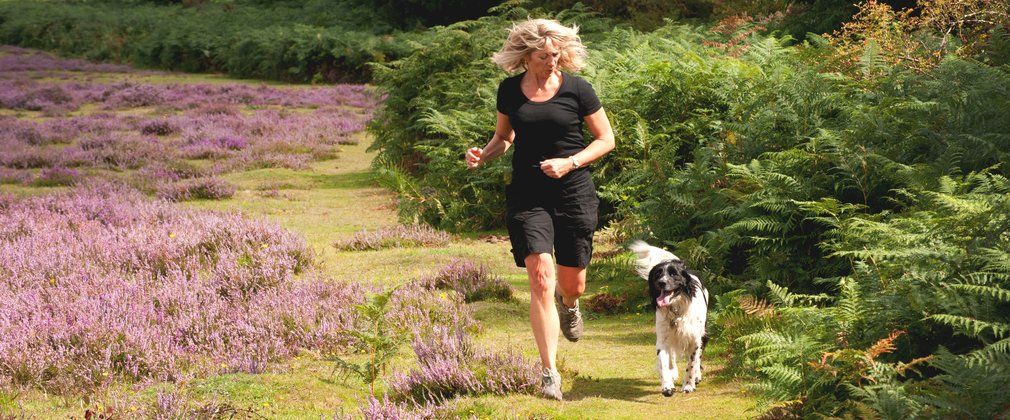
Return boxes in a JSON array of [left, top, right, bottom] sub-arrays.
[[570, 155, 581, 169]]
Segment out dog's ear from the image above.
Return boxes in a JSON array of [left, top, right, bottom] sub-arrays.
[[628, 240, 679, 280]]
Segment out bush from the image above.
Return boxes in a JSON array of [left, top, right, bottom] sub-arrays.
[[334, 224, 451, 251], [32, 166, 80, 187], [0, 182, 360, 394], [157, 177, 237, 201], [389, 325, 538, 402], [0, 1, 417, 82], [418, 259, 513, 302]]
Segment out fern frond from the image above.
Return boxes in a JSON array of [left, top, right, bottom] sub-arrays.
[[978, 248, 1010, 273], [739, 295, 776, 316], [945, 283, 1010, 303], [963, 338, 1010, 367], [833, 277, 867, 327], [758, 364, 803, 387], [766, 281, 833, 307], [867, 330, 905, 360], [766, 281, 796, 307], [728, 216, 789, 234], [929, 314, 1010, 338]]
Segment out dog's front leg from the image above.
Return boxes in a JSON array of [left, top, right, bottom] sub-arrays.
[[656, 347, 678, 396], [682, 339, 702, 393]]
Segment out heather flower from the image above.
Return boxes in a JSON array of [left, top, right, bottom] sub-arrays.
[[32, 166, 80, 186], [0, 145, 56, 169], [0, 81, 77, 111], [153, 390, 189, 418], [78, 133, 169, 170], [156, 177, 236, 201], [418, 260, 513, 303], [133, 161, 204, 194], [0, 182, 357, 394], [4, 122, 46, 145], [0, 45, 134, 73], [387, 287, 480, 341], [334, 225, 451, 251], [1, 52, 378, 190], [140, 118, 180, 136], [100, 82, 165, 108], [0, 168, 30, 184], [218, 134, 248, 150], [353, 394, 455, 420], [193, 103, 241, 116], [389, 325, 538, 402], [178, 139, 234, 160]]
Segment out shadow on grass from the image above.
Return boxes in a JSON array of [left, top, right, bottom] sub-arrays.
[[564, 375, 656, 403]]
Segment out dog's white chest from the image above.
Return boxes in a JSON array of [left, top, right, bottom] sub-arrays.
[[655, 298, 706, 351]]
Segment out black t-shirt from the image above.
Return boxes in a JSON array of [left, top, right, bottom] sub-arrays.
[[496, 72, 602, 189]]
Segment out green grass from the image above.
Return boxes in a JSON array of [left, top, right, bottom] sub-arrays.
[[2, 69, 757, 418]]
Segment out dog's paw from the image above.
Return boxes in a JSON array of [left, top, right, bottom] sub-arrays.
[[662, 388, 675, 397], [681, 384, 696, 393]]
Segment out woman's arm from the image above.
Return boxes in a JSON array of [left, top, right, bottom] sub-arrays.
[[539, 107, 615, 178], [466, 112, 515, 168]]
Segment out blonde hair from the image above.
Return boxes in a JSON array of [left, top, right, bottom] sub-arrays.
[[491, 19, 587, 73]]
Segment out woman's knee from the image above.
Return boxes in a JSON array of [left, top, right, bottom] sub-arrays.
[[525, 253, 555, 295], [556, 265, 587, 297]]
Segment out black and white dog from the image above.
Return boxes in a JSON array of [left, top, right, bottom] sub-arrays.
[[629, 240, 709, 396]]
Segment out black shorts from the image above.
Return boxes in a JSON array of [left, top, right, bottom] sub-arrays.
[[505, 172, 599, 268]]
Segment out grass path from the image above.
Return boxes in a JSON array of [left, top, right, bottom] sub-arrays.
[[188, 129, 757, 418]]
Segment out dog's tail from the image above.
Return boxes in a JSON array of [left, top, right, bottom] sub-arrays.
[[628, 240, 679, 280]]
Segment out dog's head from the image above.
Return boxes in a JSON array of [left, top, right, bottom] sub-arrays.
[[646, 259, 697, 309], [629, 240, 700, 309]]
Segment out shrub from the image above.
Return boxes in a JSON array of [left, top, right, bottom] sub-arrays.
[[389, 325, 538, 402], [32, 166, 80, 187], [334, 224, 451, 251], [330, 289, 407, 395], [139, 118, 180, 136], [418, 259, 513, 302], [157, 177, 237, 201], [353, 394, 455, 420], [0, 1, 416, 82], [583, 291, 627, 315], [387, 286, 480, 340], [0, 168, 30, 185], [0, 182, 359, 395], [583, 253, 649, 314]]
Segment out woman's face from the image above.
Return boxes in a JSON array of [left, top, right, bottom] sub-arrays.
[[526, 40, 561, 77]]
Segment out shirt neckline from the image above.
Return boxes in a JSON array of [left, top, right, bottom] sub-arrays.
[[520, 71, 565, 104]]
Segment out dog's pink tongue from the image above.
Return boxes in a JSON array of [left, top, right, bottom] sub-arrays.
[[657, 291, 674, 307]]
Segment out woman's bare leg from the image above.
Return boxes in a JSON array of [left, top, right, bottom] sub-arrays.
[[556, 264, 587, 308], [525, 253, 559, 369]]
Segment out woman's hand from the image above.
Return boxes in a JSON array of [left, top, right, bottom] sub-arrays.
[[539, 157, 575, 179], [465, 147, 484, 169]]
